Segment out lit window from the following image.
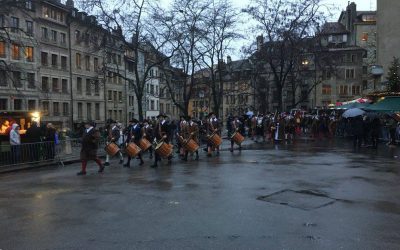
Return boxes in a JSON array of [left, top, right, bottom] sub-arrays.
[[25, 46, 34, 62], [11, 44, 20, 60], [0, 41, 5, 58], [361, 32, 368, 41]]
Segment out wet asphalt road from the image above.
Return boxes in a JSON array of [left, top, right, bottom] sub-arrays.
[[1, 139, 400, 249]]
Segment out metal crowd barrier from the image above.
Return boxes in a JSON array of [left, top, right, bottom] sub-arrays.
[[0, 137, 107, 170]]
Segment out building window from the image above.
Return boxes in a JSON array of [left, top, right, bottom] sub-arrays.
[[25, 46, 34, 62], [61, 56, 67, 69], [63, 102, 69, 116], [339, 85, 348, 95], [51, 54, 58, 67], [0, 15, 3, 28], [352, 85, 361, 95], [41, 52, 48, 65], [345, 69, 355, 79], [62, 79, 68, 93], [27, 73, 35, 88], [41, 76, 49, 92], [94, 57, 98, 72], [41, 27, 48, 39], [42, 101, 49, 115], [0, 41, 5, 58], [26, 1, 33, 10], [94, 80, 99, 96], [75, 30, 80, 42], [108, 90, 112, 101], [76, 53, 81, 69], [362, 80, 368, 90], [362, 66, 368, 75], [0, 98, 7, 109], [95, 103, 100, 120], [86, 79, 91, 95], [52, 78, 59, 92], [85, 55, 90, 71], [11, 17, 19, 33], [113, 91, 117, 102], [117, 55, 122, 65], [43, 6, 50, 18], [51, 30, 57, 42], [60, 33, 66, 44], [14, 99, 23, 110], [26, 21, 33, 36], [351, 54, 356, 63], [361, 32, 368, 42], [87, 103, 92, 120], [150, 100, 155, 110], [118, 92, 122, 102], [28, 100, 36, 111], [11, 44, 20, 60], [77, 102, 83, 118], [322, 84, 332, 95], [77, 77, 82, 94], [12, 71, 22, 88], [53, 102, 59, 116]]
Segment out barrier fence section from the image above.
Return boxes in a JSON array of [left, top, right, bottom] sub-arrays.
[[0, 137, 107, 170]]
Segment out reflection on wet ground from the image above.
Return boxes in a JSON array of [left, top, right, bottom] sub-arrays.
[[1, 138, 400, 249]]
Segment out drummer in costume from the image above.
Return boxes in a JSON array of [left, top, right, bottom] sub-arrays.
[[206, 112, 221, 157], [229, 116, 243, 152], [124, 119, 144, 167], [183, 116, 200, 161], [141, 119, 154, 159], [151, 114, 172, 168], [77, 121, 104, 175], [105, 120, 124, 166], [177, 115, 188, 159]]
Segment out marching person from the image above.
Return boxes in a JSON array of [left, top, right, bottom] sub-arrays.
[[123, 119, 144, 167], [177, 115, 188, 159], [141, 119, 154, 159], [77, 121, 104, 175], [181, 116, 200, 161], [230, 116, 242, 152], [206, 112, 221, 157], [151, 114, 172, 168], [104, 121, 124, 166]]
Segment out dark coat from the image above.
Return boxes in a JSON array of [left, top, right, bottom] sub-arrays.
[[130, 124, 142, 143], [80, 127, 100, 161], [26, 124, 42, 143], [44, 127, 56, 142]]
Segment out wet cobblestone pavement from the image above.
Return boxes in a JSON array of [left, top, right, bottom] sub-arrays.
[[1, 139, 400, 249]]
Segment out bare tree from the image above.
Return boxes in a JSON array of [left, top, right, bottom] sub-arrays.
[[243, 0, 328, 111], [200, 0, 241, 117], [77, 0, 176, 120], [153, 0, 211, 116]]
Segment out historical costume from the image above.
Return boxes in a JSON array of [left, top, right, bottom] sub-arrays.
[[151, 114, 172, 168], [124, 119, 144, 167], [77, 121, 104, 175], [230, 116, 242, 152], [206, 113, 221, 157], [105, 121, 124, 166]]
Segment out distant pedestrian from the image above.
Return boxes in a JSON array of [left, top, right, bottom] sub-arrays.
[[9, 123, 21, 164], [77, 121, 104, 176], [44, 123, 56, 160], [26, 121, 42, 161]]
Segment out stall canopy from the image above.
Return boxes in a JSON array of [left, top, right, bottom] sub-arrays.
[[336, 102, 371, 110], [366, 96, 400, 112]]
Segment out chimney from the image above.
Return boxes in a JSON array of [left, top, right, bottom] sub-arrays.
[[227, 56, 232, 64], [256, 35, 264, 51], [66, 0, 74, 8]]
